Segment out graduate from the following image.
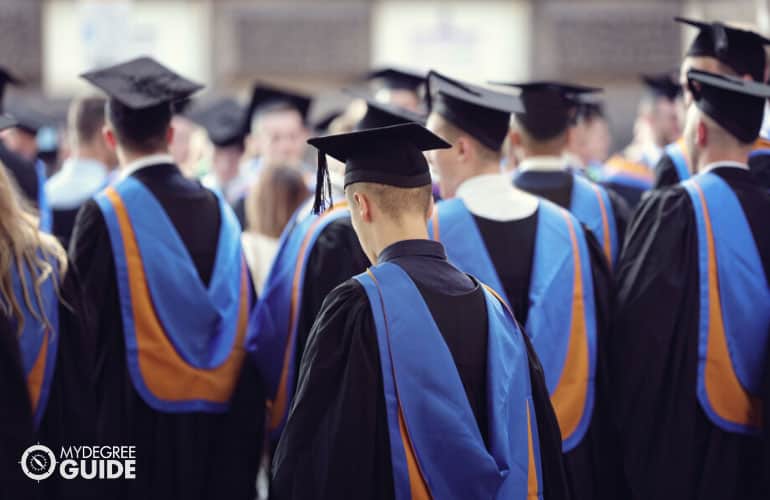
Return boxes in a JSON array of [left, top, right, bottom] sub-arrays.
[[613, 70, 770, 499], [653, 17, 770, 189], [193, 98, 250, 205], [69, 56, 263, 500], [366, 67, 426, 112], [46, 96, 116, 248], [249, 96, 420, 448], [502, 81, 629, 266], [424, 70, 615, 499], [599, 72, 681, 206], [0, 114, 93, 499], [272, 122, 568, 500], [564, 95, 611, 181]]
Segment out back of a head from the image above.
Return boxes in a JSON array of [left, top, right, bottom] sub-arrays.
[[247, 165, 310, 238], [69, 96, 107, 147], [353, 181, 433, 223], [107, 99, 172, 155]]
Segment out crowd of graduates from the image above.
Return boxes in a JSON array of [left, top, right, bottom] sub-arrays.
[[1, 14, 770, 500]]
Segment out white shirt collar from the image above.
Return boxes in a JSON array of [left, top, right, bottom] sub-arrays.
[[454, 173, 539, 222], [119, 153, 175, 180], [702, 161, 749, 174], [518, 155, 568, 173]]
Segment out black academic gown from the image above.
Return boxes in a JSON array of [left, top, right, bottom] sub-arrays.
[[68, 163, 264, 500], [0, 141, 38, 206], [612, 166, 770, 500], [0, 263, 95, 500], [514, 169, 630, 249], [749, 152, 770, 191], [470, 208, 617, 500], [652, 151, 681, 189], [272, 239, 569, 500]]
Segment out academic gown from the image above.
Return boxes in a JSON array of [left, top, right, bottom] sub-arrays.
[[749, 152, 770, 191], [514, 169, 630, 250], [272, 239, 569, 500], [68, 163, 264, 500], [469, 207, 617, 500], [0, 264, 95, 500], [652, 151, 680, 189], [612, 166, 770, 499], [0, 141, 38, 206]]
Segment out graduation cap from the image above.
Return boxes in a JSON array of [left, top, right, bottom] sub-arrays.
[[0, 114, 16, 131], [5, 101, 51, 135], [491, 81, 601, 141], [0, 67, 21, 112], [80, 56, 203, 110], [245, 84, 312, 133], [307, 122, 450, 213], [352, 94, 425, 130], [366, 68, 425, 92], [641, 73, 682, 100], [687, 69, 770, 143], [676, 17, 770, 82], [188, 98, 246, 148], [427, 70, 522, 151], [573, 93, 606, 122]]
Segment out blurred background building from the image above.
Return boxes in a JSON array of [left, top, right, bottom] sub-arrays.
[[0, 0, 767, 150]]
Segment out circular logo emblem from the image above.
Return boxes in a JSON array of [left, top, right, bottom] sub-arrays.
[[20, 444, 57, 481]]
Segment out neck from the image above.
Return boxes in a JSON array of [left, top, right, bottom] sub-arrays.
[[371, 217, 429, 264], [75, 143, 108, 167], [695, 147, 750, 174], [118, 147, 169, 168], [521, 146, 563, 159], [444, 161, 500, 199]]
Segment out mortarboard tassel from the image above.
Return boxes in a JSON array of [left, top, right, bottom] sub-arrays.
[[312, 150, 333, 214]]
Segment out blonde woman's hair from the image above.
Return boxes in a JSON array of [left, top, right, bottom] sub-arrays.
[[0, 163, 67, 335]]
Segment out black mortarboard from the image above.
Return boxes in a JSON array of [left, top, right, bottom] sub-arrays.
[[427, 70, 522, 151], [188, 98, 246, 148], [5, 101, 50, 135], [573, 93, 606, 122], [366, 68, 425, 92], [245, 84, 312, 133], [0, 114, 16, 131], [491, 81, 601, 141], [353, 95, 425, 130], [677, 17, 770, 82], [307, 122, 450, 213], [0, 67, 21, 112], [80, 56, 203, 110], [687, 69, 770, 143], [641, 72, 682, 100]]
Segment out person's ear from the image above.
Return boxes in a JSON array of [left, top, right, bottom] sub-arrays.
[[508, 129, 521, 148], [166, 125, 175, 146], [696, 120, 708, 147], [456, 136, 472, 164], [103, 125, 117, 151], [353, 191, 372, 223]]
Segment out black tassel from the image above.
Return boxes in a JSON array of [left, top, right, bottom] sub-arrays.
[[713, 22, 729, 59], [312, 150, 333, 214]]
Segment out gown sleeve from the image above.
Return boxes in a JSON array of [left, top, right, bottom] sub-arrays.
[[272, 280, 394, 500]]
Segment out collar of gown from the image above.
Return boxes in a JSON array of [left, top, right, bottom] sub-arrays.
[[455, 173, 539, 222]]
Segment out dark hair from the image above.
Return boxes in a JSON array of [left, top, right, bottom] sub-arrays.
[[69, 96, 107, 145], [246, 165, 309, 238], [107, 99, 172, 154]]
